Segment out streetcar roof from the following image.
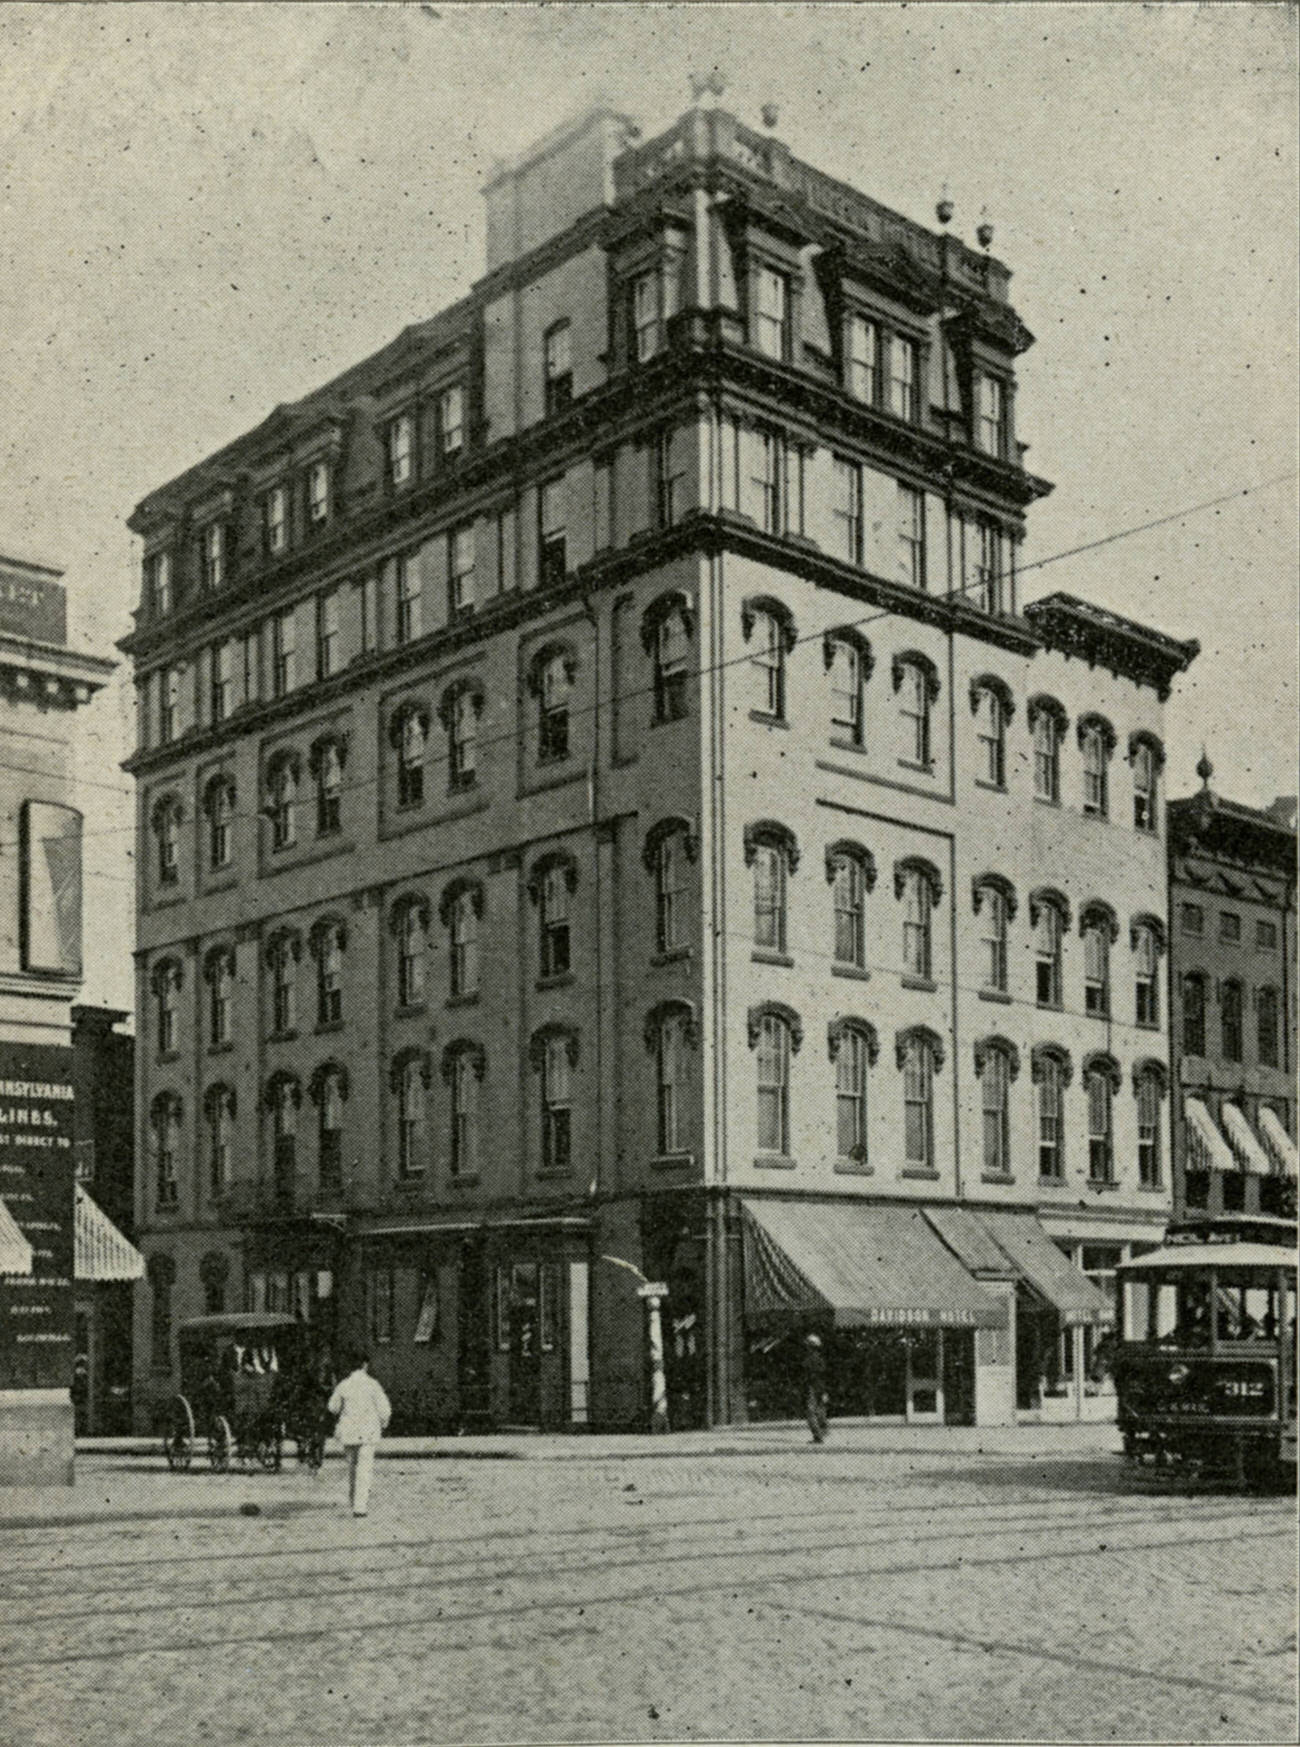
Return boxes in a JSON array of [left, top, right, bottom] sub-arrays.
[[1118, 1242, 1297, 1274], [178, 1312, 304, 1336]]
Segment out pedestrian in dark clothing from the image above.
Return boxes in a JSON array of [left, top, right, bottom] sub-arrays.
[[803, 1333, 829, 1443]]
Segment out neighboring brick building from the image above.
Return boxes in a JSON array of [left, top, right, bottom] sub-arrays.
[[1167, 764, 1297, 1221], [123, 102, 1199, 1434]]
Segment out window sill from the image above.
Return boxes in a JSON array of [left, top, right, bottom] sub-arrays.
[[651, 1152, 696, 1172], [157, 1050, 180, 1065], [1084, 1007, 1111, 1022], [973, 778, 1007, 795], [1082, 809, 1109, 824], [651, 947, 692, 968], [446, 990, 481, 1009], [981, 1172, 1015, 1186], [900, 974, 937, 993], [1036, 998, 1064, 1014], [752, 950, 794, 969], [899, 1167, 940, 1181], [207, 1042, 234, 1056], [394, 1004, 426, 1020], [536, 1169, 574, 1182], [833, 1157, 873, 1176], [537, 972, 575, 992], [831, 963, 871, 982], [267, 1029, 298, 1043], [1135, 1018, 1161, 1032], [315, 1020, 344, 1036], [1137, 1181, 1166, 1193], [753, 1154, 797, 1170], [1087, 1178, 1119, 1192], [748, 710, 790, 730], [897, 759, 935, 777], [650, 710, 691, 730], [1038, 1174, 1066, 1188], [1033, 794, 1061, 809], [447, 1174, 480, 1189], [978, 987, 1012, 1005], [828, 735, 867, 758]]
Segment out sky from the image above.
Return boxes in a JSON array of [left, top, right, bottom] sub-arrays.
[[2, 1, 1296, 1019]]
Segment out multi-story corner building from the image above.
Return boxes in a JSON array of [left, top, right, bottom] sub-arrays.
[[1167, 767, 1297, 1221], [123, 103, 1199, 1434]]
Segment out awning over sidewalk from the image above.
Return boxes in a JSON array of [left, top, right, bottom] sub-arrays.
[[1221, 1103, 1271, 1176], [0, 1197, 33, 1276], [977, 1210, 1110, 1327], [1185, 1098, 1236, 1174], [922, 1205, 1015, 1277], [1258, 1108, 1298, 1179], [741, 1198, 1005, 1329], [75, 1186, 143, 1283]]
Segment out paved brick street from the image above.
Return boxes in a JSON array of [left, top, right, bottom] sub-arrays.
[[2, 1434, 1295, 1746]]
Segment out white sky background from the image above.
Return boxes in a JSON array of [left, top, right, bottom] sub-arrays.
[[1, 1, 1296, 1020]]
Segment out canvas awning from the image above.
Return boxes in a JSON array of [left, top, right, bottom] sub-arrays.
[[1258, 1108, 1298, 1179], [1185, 1098, 1236, 1174], [75, 1186, 144, 1283], [923, 1204, 1016, 1277], [1221, 1104, 1272, 1176], [977, 1210, 1111, 1327], [0, 1197, 33, 1276], [741, 1198, 1005, 1329]]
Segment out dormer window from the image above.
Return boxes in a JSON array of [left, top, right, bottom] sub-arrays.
[[754, 266, 790, 362], [539, 479, 567, 587], [846, 313, 879, 403], [972, 521, 1006, 614], [386, 412, 414, 487], [307, 459, 331, 526], [887, 335, 919, 422], [200, 521, 225, 590], [975, 373, 1006, 458], [263, 486, 288, 557], [438, 384, 464, 458], [146, 551, 172, 617], [544, 321, 573, 415], [632, 267, 677, 363]]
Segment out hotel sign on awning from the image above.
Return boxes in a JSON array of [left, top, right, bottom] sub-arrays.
[[0, 1045, 75, 1391]]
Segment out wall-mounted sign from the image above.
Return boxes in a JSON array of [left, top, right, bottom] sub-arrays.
[[20, 801, 83, 977], [0, 562, 67, 646], [0, 1043, 75, 1391]]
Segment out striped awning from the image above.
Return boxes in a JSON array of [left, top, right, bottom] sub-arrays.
[[75, 1186, 144, 1282], [1259, 1108, 1299, 1179], [977, 1210, 1111, 1327], [1221, 1104, 1272, 1176], [0, 1197, 33, 1276], [1185, 1098, 1237, 1174], [742, 1198, 1005, 1329]]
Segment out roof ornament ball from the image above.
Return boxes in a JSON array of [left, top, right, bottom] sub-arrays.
[[690, 68, 727, 108], [1196, 747, 1214, 790], [935, 186, 954, 227], [976, 209, 995, 250], [761, 102, 780, 130]]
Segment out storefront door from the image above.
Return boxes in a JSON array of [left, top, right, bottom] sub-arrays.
[[506, 1261, 542, 1426], [906, 1329, 944, 1422]]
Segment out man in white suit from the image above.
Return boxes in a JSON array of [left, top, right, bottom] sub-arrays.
[[328, 1350, 392, 1516]]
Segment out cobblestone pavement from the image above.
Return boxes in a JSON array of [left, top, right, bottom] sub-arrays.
[[2, 1442, 1294, 1746]]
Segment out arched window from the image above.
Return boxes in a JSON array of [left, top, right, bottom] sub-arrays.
[[748, 1002, 802, 1158], [1081, 900, 1118, 1018], [528, 852, 578, 980], [309, 1061, 348, 1194], [151, 957, 183, 1056], [1181, 970, 1207, 1056], [1221, 977, 1244, 1063], [975, 1037, 1020, 1179], [896, 1026, 944, 1171], [895, 857, 942, 983], [199, 1249, 229, 1316], [892, 651, 939, 767], [309, 916, 347, 1027], [644, 818, 697, 956], [970, 676, 1014, 789], [1030, 888, 1070, 1009], [265, 1072, 301, 1199], [529, 1025, 579, 1175], [829, 1018, 879, 1164], [439, 678, 485, 790], [1031, 1044, 1072, 1181], [440, 878, 484, 998], [973, 874, 1017, 995], [745, 822, 799, 956], [152, 794, 183, 886], [389, 894, 430, 1008], [1129, 731, 1164, 833], [1083, 1052, 1121, 1184], [150, 1091, 182, 1209], [203, 774, 235, 870], [442, 1040, 486, 1179], [265, 928, 300, 1034], [645, 1000, 697, 1157], [824, 628, 873, 746], [742, 596, 796, 720], [1078, 714, 1116, 818], [1132, 1059, 1168, 1188], [203, 1084, 235, 1200], [264, 752, 299, 850], [528, 644, 576, 764], [642, 591, 695, 725], [826, 841, 876, 971], [1028, 695, 1068, 803], [203, 944, 234, 1048], [309, 735, 346, 837], [390, 703, 429, 808], [1130, 914, 1165, 1028], [1257, 984, 1280, 1070], [390, 1050, 430, 1179]]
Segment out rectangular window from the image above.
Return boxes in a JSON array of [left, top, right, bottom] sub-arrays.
[[540, 868, 571, 979], [897, 484, 926, 588], [833, 857, 865, 969], [396, 555, 422, 644], [1133, 743, 1158, 832], [263, 486, 288, 556], [975, 689, 1006, 788], [242, 630, 260, 705], [832, 456, 863, 566], [542, 1038, 572, 1173], [899, 664, 931, 767], [902, 873, 932, 981], [146, 551, 172, 616], [439, 384, 464, 457], [200, 522, 225, 590], [1256, 918, 1278, 951], [1082, 728, 1109, 818], [359, 574, 378, 655], [903, 1043, 933, 1169], [1135, 932, 1160, 1027], [1033, 714, 1060, 803], [973, 521, 1004, 614], [751, 431, 782, 534], [449, 896, 479, 996], [272, 609, 296, 697], [653, 611, 690, 724], [1221, 981, 1244, 1062], [1083, 924, 1110, 1017], [656, 429, 686, 529], [657, 1019, 685, 1155], [750, 610, 784, 718], [655, 836, 687, 955], [315, 589, 340, 679], [1036, 907, 1062, 1008], [847, 313, 878, 402], [828, 639, 862, 744], [1137, 1080, 1161, 1187], [1257, 987, 1280, 1069], [1182, 976, 1206, 1056], [539, 479, 567, 587], [755, 266, 789, 361], [449, 524, 476, 615], [1219, 911, 1241, 943], [753, 846, 786, 954], [1038, 1070, 1063, 1180], [307, 459, 330, 526], [976, 374, 1005, 457], [756, 1016, 789, 1153], [836, 1032, 868, 1160], [387, 413, 413, 487], [1181, 902, 1204, 937], [981, 890, 1008, 993], [982, 1055, 1010, 1176], [633, 269, 662, 362], [888, 334, 919, 421], [210, 640, 234, 724], [1087, 1078, 1113, 1183], [544, 321, 572, 415]]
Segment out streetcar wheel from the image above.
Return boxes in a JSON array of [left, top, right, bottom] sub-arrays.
[[208, 1415, 232, 1472]]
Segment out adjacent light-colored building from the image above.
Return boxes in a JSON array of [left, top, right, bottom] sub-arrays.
[[123, 102, 1199, 1434], [1167, 766, 1297, 1221]]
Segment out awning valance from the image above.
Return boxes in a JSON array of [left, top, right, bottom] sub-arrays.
[[75, 1186, 144, 1282], [741, 1198, 1005, 1330], [0, 1197, 33, 1276], [978, 1210, 1110, 1327], [1258, 1108, 1298, 1180], [1185, 1098, 1236, 1174], [1221, 1104, 1272, 1176]]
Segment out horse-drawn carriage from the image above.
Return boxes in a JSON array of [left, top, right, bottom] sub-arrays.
[[161, 1312, 334, 1474]]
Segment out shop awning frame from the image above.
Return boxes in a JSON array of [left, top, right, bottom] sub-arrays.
[[75, 1186, 144, 1282], [976, 1210, 1111, 1327]]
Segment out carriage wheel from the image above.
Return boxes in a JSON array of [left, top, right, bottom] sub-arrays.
[[300, 1426, 326, 1473], [208, 1415, 232, 1472], [163, 1396, 195, 1471], [257, 1424, 283, 1472]]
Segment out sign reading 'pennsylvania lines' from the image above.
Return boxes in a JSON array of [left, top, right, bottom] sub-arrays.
[[0, 1043, 75, 1391]]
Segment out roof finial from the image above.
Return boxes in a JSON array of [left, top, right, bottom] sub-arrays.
[[690, 68, 727, 108], [1196, 746, 1214, 790], [936, 184, 954, 227]]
